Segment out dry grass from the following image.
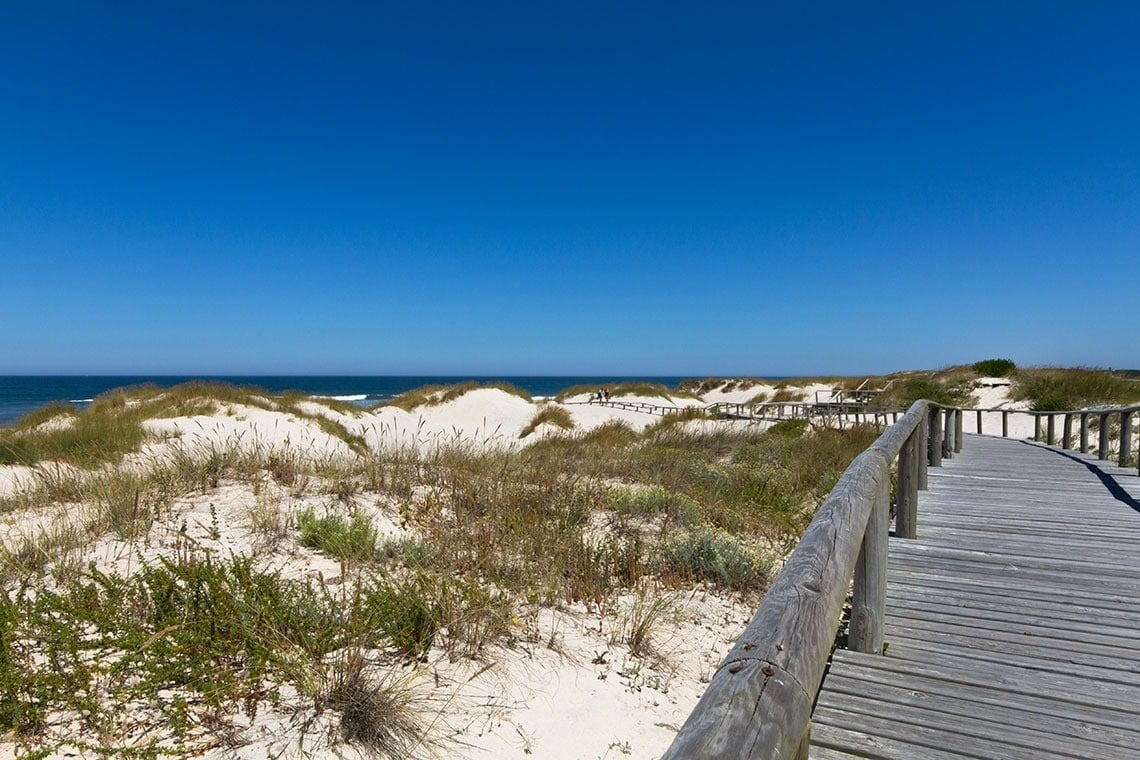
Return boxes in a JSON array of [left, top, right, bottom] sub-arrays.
[[0, 380, 884, 756]]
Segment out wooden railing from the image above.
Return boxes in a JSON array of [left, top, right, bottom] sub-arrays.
[[662, 400, 1138, 758], [706, 401, 903, 428], [957, 405, 1140, 471]]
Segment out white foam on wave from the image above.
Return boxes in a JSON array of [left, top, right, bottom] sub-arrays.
[[315, 394, 369, 402], [70, 398, 95, 404]]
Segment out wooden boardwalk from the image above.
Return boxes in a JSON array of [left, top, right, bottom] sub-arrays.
[[811, 434, 1140, 759]]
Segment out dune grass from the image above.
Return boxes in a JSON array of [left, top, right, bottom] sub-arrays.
[[519, 404, 575, 438], [0, 380, 884, 756], [386, 381, 531, 411], [0, 381, 371, 466], [1011, 367, 1140, 411]]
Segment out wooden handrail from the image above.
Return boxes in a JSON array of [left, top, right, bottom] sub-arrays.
[[957, 405, 1139, 472], [662, 400, 944, 759]]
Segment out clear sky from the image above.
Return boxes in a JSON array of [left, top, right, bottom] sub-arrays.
[[2, 2, 1137, 376]]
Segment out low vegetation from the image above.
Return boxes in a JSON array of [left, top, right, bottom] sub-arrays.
[[0, 380, 884, 756], [0, 381, 369, 467], [387, 381, 531, 411], [518, 404, 575, 438], [971, 358, 1017, 377], [1010, 367, 1140, 411]]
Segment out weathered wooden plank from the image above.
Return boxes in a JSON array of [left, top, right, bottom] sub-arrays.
[[811, 722, 981, 760], [812, 705, 1062, 760], [831, 649, 1140, 720], [814, 681, 1133, 760], [882, 631, 1140, 687]]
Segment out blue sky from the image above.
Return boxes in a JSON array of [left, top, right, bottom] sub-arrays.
[[2, 2, 1137, 376]]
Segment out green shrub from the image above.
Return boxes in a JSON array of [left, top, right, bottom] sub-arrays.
[[972, 358, 1016, 377], [663, 526, 767, 589], [298, 508, 378, 561], [766, 419, 809, 438], [610, 486, 700, 526]]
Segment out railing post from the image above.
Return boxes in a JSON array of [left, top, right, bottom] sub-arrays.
[[1080, 412, 1089, 453], [1002, 410, 1008, 438], [1062, 414, 1073, 450], [943, 409, 955, 458], [955, 409, 964, 452], [918, 411, 929, 490], [976, 409, 982, 434], [1120, 411, 1133, 468], [1099, 413, 1110, 460], [851, 471, 889, 654], [1034, 414, 1042, 442], [929, 407, 943, 468], [896, 428, 919, 539], [1047, 414, 1056, 446]]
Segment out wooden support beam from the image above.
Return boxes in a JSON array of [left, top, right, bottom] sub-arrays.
[[1099, 413, 1110, 460], [1120, 411, 1133, 468], [851, 471, 889, 654], [929, 407, 943, 467], [896, 429, 918, 539]]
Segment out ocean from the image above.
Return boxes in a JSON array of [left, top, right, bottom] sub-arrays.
[[0, 375, 693, 427]]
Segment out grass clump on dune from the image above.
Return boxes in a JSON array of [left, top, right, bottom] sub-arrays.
[[519, 404, 575, 438], [387, 381, 531, 411], [1011, 367, 1140, 411]]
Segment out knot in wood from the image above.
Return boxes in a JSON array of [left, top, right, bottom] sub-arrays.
[[762, 664, 776, 677], [727, 663, 744, 674], [803, 580, 821, 593]]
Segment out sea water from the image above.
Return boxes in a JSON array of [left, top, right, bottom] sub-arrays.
[[0, 375, 692, 427]]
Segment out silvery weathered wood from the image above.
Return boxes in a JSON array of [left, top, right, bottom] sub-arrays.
[[1120, 411, 1133, 468], [954, 410, 963, 452], [1046, 413, 1055, 445], [1099, 412, 1110, 460], [942, 410, 954, 458], [896, 429, 918, 539], [812, 434, 1140, 759], [1063, 413, 1073, 449], [928, 407, 942, 468], [851, 473, 889, 653], [1034, 414, 1042, 442], [917, 413, 929, 490], [1080, 412, 1090, 452], [1002, 410, 1008, 437]]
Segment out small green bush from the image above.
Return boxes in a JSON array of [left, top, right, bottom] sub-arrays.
[[663, 526, 767, 589], [766, 419, 809, 438], [298, 508, 378, 561], [610, 486, 700, 526], [972, 359, 1016, 377]]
